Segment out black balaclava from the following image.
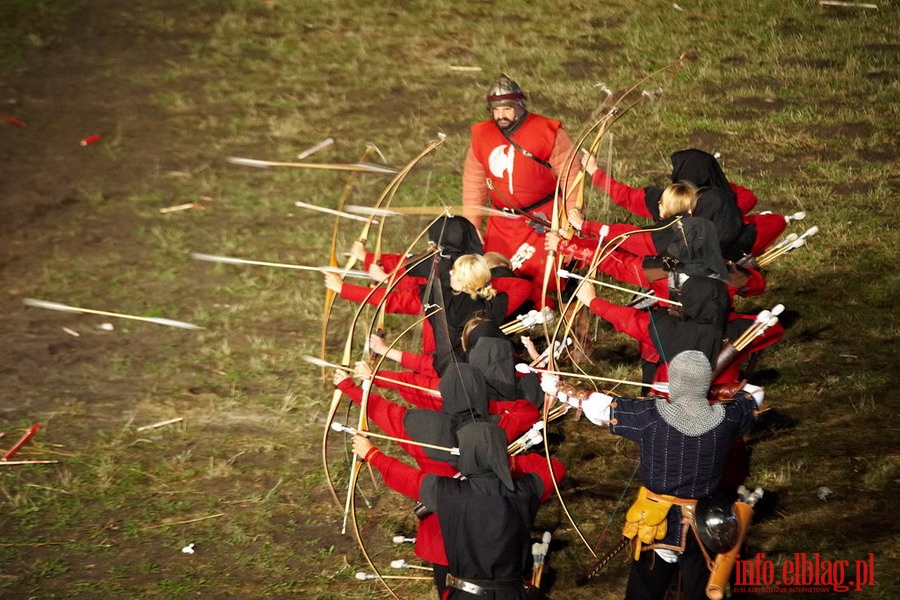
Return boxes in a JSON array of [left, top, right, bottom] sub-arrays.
[[665, 218, 730, 281], [465, 321, 543, 408], [649, 276, 729, 366], [457, 422, 515, 494], [403, 364, 494, 463], [408, 215, 483, 282], [670, 149, 733, 199]]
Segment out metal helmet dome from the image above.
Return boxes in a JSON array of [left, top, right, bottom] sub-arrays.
[[486, 74, 527, 111], [695, 495, 740, 554]]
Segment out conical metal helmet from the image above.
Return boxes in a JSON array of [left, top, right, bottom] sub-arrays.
[[486, 73, 527, 111]]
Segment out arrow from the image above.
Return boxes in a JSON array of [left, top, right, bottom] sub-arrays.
[[226, 156, 399, 174], [23, 299, 202, 330]]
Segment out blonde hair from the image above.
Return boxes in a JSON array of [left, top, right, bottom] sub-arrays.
[[451, 254, 497, 300], [659, 181, 698, 219], [483, 251, 512, 270]]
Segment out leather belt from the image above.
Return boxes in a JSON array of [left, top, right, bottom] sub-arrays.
[[445, 573, 524, 596]]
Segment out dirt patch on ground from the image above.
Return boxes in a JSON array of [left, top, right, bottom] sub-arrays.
[[1, 1, 206, 428]]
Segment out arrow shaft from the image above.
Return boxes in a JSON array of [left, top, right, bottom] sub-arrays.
[[227, 156, 397, 173], [295, 201, 375, 223], [296, 137, 334, 159], [561, 271, 680, 305], [334, 422, 456, 454], [24, 299, 198, 329]]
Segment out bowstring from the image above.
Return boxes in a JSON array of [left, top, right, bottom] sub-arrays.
[[426, 217, 481, 424]]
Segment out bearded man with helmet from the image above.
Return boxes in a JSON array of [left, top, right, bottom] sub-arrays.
[[540, 350, 764, 599], [462, 74, 582, 308]]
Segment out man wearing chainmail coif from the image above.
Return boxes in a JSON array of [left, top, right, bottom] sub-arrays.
[[541, 350, 765, 599]]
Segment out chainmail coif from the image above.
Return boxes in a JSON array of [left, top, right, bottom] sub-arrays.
[[655, 350, 725, 436]]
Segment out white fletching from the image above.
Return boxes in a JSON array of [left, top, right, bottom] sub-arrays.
[[770, 304, 785, 316], [516, 312, 538, 328], [303, 355, 338, 369], [294, 201, 375, 223], [349, 163, 400, 175], [331, 422, 352, 434], [515, 363, 533, 374], [226, 156, 272, 168], [552, 338, 573, 358], [390, 559, 406, 569], [788, 211, 806, 221], [773, 233, 799, 249], [542, 531, 552, 544], [192, 253, 247, 265], [344, 205, 405, 218], [473, 205, 518, 218], [23, 298, 81, 313], [355, 572, 374, 581], [541, 307, 556, 325], [524, 434, 543, 449], [755, 310, 772, 324], [651, 382, 669, 393], [799, 226, 819, 240], [524, 429, 542, 442], [145, 317, 204, 330], [392, 535, 416, 544]]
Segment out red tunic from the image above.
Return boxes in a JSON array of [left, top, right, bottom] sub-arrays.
[[585, 298, 783, 389], [463, 113, 581, 304], [367, 371, 540, 444], [337, 379, 456, 566], [491, 273, 534, 316], [365, 448, 566, 572], [589, 168, 787, 257], [339, 380, 562, 567], [556, 234, 766, 301]]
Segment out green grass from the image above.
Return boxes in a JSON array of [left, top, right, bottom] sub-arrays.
[[1, 0, 898, 599]]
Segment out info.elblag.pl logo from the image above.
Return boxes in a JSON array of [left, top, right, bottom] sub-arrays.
[[733, 552, 876, 593]]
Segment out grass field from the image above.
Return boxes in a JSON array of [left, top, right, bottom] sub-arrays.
[[1, 0, 898, 598]]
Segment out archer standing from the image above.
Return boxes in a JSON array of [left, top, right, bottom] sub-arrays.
[[541, 350, 765, 599], [462, 74, 582, 307]]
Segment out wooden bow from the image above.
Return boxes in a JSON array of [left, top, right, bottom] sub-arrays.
[[339, 240, 443, 597], [540, 217, 684, 558], [536, 59, 690, 551], [320, 145, 377, 378], [541, 54, 688, 320], [325, 213, 444, 598], [321, 138, 446, 507], [345, 307, 441, 599]]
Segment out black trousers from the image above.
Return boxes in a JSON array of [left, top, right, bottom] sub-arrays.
[[433, 562, 449, 597], [625, 535, 709, 600]]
